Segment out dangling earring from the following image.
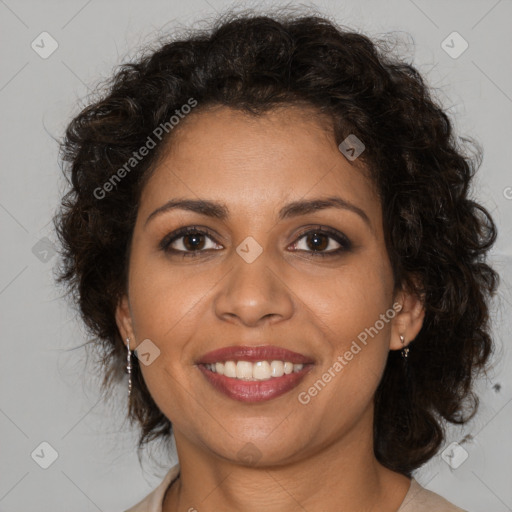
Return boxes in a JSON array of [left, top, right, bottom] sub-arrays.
[[126, 337, 132, 398], [400, 334, 409, 359]]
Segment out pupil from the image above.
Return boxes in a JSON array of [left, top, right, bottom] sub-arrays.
[[184, 233, 204, 251], [308, 232, 327, 251]]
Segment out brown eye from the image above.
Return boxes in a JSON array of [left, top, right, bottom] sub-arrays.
[[294, 231, 341, 253], [160, 226, 223, 256], [304, 232, 329, 251], [291, 227, 351, 257], [182, 232, 206, 251]]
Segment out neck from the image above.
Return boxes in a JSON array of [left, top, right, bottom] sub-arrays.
[[163, 408, 410, 512]]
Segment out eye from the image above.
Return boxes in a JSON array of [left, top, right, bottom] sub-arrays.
[[160, 226, 223, 257], [160, 225, 352, 258], [290, 227, 351, 257]]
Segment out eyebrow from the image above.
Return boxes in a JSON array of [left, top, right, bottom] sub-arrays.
[[144, 196, 373, 233]]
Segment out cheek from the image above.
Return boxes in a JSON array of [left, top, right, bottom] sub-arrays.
[[128, 247, 212, 340], [125, 253, 206, 407], [298, 254, 392, 340], [296, 253, 393, 400], [127, 256, 204, 425]]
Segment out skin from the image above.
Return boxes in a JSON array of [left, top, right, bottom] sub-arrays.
[[116, 105, 425, 512]]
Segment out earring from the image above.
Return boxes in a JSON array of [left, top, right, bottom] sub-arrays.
[[400, 334, 409, 359], [126, 337, 132, 398]]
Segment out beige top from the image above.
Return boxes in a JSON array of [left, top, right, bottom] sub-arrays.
[[124, 464, 467, 512]]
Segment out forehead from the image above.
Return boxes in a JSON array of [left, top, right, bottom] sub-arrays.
[[138, 106, 380, 225]]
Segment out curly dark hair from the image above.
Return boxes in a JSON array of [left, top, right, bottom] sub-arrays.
[[53, 8, 498, 476]]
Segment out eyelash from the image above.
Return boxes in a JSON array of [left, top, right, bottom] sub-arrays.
[[159, 225, 352, 259]]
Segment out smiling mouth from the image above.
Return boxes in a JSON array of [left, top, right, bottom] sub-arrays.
[[204, 360, 307, 380], [196, 345, 314, 402]]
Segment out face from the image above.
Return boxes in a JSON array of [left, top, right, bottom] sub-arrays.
[[116, 105, 424, 466]]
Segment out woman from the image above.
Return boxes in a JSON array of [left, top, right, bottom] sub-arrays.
[[54, 9, 498, 512]]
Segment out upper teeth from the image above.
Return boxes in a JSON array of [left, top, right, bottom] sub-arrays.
[[205, 360, 304, 381]]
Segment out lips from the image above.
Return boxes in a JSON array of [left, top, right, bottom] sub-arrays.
[[196, 345, 315, 402], [196, 345, 314, 365]]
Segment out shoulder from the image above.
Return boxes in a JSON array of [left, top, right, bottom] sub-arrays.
[[124, 464, 180, 512], [398, 478, 468, 512]]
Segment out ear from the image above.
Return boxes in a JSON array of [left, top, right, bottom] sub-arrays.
[[389, 284, 425, 351], [115, 294, 136, 348]]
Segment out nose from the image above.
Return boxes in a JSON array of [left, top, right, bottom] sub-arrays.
[[213, 248, 295, 328]]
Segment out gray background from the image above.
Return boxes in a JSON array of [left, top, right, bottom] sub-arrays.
[[1, 0, 511, 510]]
